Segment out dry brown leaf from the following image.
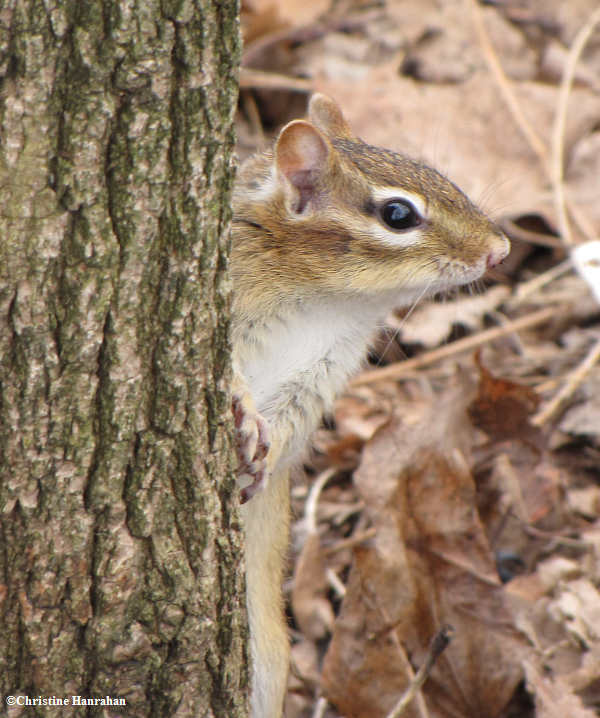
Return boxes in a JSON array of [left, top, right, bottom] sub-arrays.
[[468, 351, 542, 447], [521, 460, 568, 526], [540, 39, 600, 90], [511, 0, 600, 47], [242, 0, 329, 40], [523, 658, 598, 718], [241, 0, 289, 45], [289, 636, 321, 688], [332, 391, 392, 443], [321, 394, 527, 718], [312, 385, 397, 469], [567, 486, 600, 519], [399, 3, 536, 84], [536, 556, 582, 592], [269, 0, 330, 26], [486, 454, 566, 534], [505, 572, 547, 605], [291, 533, 335, 641], [548, 578, 600, 647], [559, 369, 600, 443], [568, 131, 600, 226], [481, 453, 569, 573], [389, 286, 510, 349], [565, 643, 600, 693]]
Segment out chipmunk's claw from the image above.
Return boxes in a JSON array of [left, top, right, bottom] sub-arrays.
[[232, 393, 270, 503]]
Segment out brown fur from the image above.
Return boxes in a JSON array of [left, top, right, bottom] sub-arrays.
[[232, 94, 509, 718]]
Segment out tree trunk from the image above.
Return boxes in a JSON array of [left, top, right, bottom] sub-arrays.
[[0, 2, 244, 716]]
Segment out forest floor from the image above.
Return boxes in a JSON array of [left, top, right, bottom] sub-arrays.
[[237, 1, 600, 716]]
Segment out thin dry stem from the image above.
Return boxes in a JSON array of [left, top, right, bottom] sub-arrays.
[[352, 307, 557, 386], [304, 467, 338, 535], [385, 625, 455, 718], [311, 696, 329, 718], [470, 0, 597, 244], [517, 516, 594, 550], [325, 567, 346, 598], [239, 67, 312, 92], [532, 336, 600, 425], [552, 6, 600, 246], [323, 527, 377, 556], [498, 217, 565, 250], [508, 259, 573, 307], [469, 0, 549, 171]]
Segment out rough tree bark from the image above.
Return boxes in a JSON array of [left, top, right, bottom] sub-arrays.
[[0, 2, 245, 716]]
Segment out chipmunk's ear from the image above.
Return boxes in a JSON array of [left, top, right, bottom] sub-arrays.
[[308, 93, 352, 138], [275, 119, 331, 214]]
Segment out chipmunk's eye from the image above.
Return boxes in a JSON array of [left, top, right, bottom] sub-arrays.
[[381, 199, 422, 230]]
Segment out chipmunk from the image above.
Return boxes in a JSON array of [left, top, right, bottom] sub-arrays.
[[230, 94, 509, 718]]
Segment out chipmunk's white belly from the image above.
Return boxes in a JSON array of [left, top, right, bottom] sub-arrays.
[[240, 298, 382, 448]]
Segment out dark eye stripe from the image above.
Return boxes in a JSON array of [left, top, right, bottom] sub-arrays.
[[363, 198, 377, 216]]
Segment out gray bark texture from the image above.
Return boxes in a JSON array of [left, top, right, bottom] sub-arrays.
[[0, 1, 245, 716]]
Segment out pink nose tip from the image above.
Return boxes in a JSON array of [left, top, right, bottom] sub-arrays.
[[486, 239, 510, 269]]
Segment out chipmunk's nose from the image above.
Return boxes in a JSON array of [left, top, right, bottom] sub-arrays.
[[486, 234, 510, 269]]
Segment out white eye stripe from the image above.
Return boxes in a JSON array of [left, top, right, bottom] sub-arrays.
[[330, 209, 422, 248], [371, 187, 427, 218], [362, 219, 423, 248]]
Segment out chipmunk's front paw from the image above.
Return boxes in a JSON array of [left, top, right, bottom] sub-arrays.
[[232, 393, 270, 503]]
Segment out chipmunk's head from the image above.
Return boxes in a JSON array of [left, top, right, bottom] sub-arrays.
[[233, 94, 509, 306]]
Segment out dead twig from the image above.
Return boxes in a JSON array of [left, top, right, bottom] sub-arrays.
[[311, 696, 329, 718], [239, 67, 312, 92], [532, 336, 600, 425], [551, 6, 600, 246], [517, 517, 594, 550], [470, 0, 597, 244], [242, 9, 383, 66], [385, 625, 455, 718], [323, 527, 377, 556], [498, 217, 565, 250], [469, 0, 548, 171], [325, 567, 346, 598], [352, 307, 557, 386], [508, 259, 573, 307], [304, 467, 337, 535]]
